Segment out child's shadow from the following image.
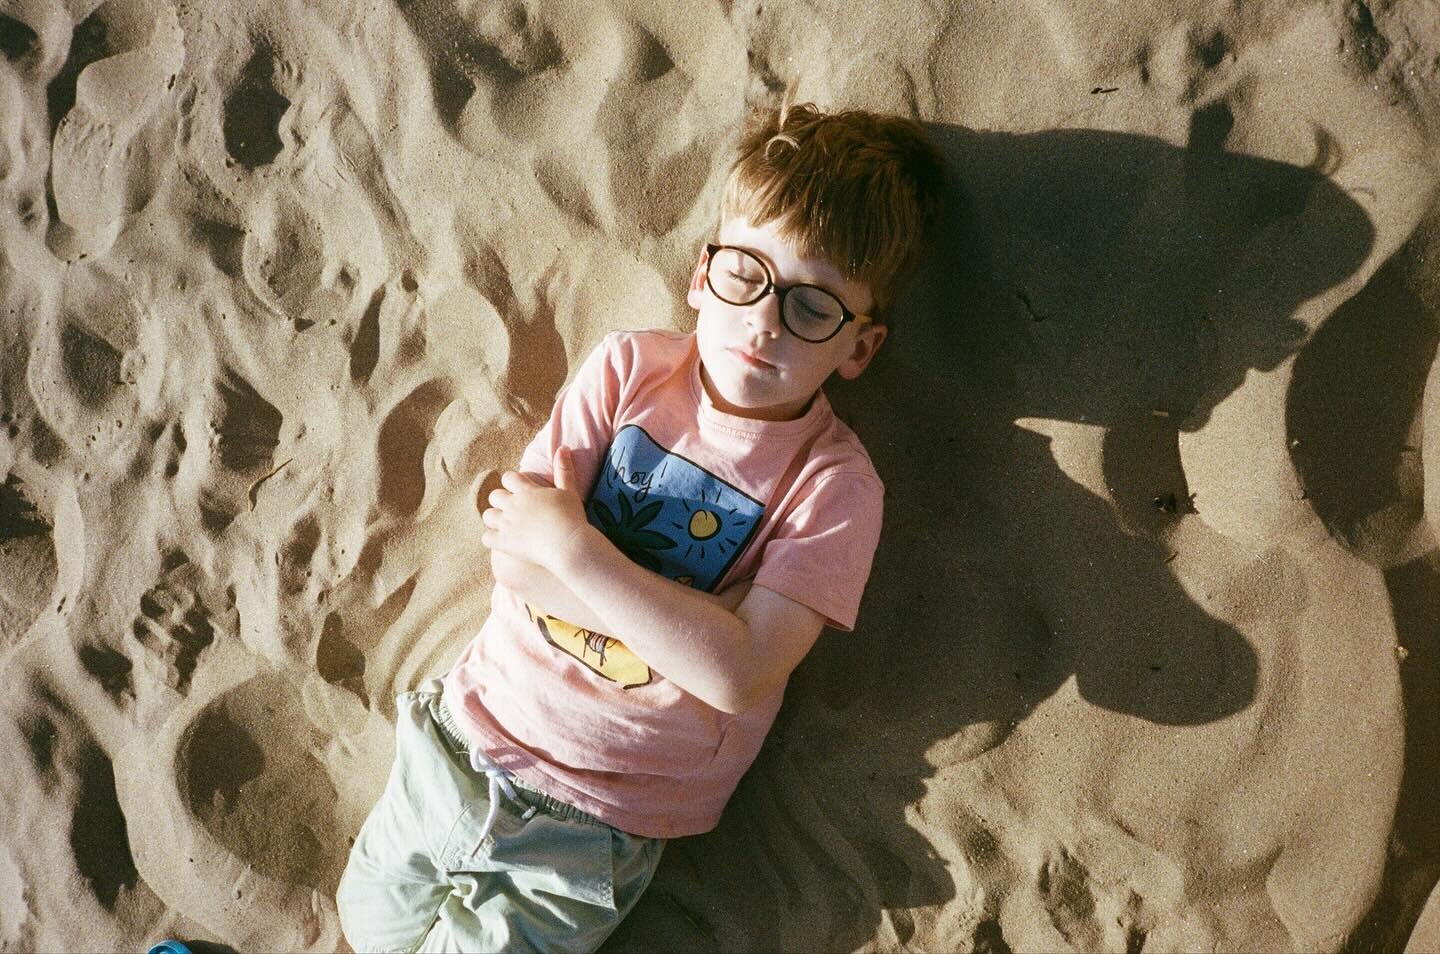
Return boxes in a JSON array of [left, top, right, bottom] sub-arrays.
[[606, 118, 1381, 951]]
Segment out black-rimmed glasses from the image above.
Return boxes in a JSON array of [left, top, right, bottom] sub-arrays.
[[703, 243, 872, 344]]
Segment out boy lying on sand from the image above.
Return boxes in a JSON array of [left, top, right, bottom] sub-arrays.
[[336, 101, 943, 952]]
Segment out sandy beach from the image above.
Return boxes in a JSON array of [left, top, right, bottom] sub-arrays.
[[2, 0, 1439, 950]]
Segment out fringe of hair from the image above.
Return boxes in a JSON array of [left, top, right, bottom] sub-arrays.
[[720, 101, 944, 316]]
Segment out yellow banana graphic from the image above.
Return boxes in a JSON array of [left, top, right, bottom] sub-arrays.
[[526, 603, 653, 689]]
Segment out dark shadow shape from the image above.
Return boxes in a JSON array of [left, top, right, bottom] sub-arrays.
[[173, 942, 240, 954], [349, 284, 385, 385], [71, 744, 138, 909], [1350, 552, 1440, 953], [0, 474, 50, 541], [213, 368, 283, 474], [1287, 207, 1440, 951], [0, 14, 37, 62], [465, 243, 570, 425], [1288, 246, 1439, 552], [608, 122, 1374, 952], [222, 47, 290, 169], [376, 380, 455, 517], [45, 10, 109, 134]]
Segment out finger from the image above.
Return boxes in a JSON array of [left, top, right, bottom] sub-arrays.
[[480, 529, 496, 549], [487, 488, 511, 508], [481, 508, 502, 529], [553, 447, 576, 491], [500, 470, 536, 492]]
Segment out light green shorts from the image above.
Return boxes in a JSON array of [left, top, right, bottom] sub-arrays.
[[336, 681, 664, 953]]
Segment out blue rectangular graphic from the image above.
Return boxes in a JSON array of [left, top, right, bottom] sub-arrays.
[[586, 425, 764, 593]]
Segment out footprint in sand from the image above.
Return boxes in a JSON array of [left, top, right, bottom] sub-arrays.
[[128, 555, 218, 694], [182, 672, 346, 892], [401, 1, 728, 237], [110, 665, 344, 950], [5, 688, 164, 943], [590, 20, 722, 237], [46, 0, 184, 259], [1036, 846, 1156, 952], [26, 264, 145, 460], [222, 45, 290, 170], [240, 190, 327, 324]]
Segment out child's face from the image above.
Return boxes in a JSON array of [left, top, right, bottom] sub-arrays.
[[687, 216, 887, 421]]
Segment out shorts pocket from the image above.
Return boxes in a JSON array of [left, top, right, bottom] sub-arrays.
[[479, 810, 616, 911]]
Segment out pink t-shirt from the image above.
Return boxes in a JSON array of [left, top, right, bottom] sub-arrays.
[[442, 329, 884, 837]]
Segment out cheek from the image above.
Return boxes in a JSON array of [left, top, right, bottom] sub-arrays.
[[695, 304, 726, 342]]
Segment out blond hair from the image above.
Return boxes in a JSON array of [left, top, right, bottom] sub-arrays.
[[720, 102, 944, 317]]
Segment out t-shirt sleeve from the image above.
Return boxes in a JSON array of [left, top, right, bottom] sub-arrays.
[[517, 333, 626, 490], [752, 472, 885, 632]]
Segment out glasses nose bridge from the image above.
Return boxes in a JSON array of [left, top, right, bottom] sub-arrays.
[[742, 282, 785, 336]]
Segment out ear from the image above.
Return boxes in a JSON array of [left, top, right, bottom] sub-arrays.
[[836, 323, 888, 380], [686, 252, 708, 310]]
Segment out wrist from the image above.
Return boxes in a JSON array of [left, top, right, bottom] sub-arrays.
[[552, 521, 601, 577]]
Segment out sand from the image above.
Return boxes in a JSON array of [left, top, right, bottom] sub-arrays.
[[1, 0, 1438, 950]]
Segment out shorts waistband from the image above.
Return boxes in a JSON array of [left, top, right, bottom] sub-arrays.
[[431, 694, 605, 828]]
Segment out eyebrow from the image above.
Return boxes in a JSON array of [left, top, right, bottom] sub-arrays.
[[727, 243, 843, 294]]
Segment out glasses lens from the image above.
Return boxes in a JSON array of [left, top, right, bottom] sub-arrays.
[[782, 285, 847, 342], [708, 248, 768, 305]]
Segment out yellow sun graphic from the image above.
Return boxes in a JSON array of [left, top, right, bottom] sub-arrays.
[[688, 509, 721, 540]]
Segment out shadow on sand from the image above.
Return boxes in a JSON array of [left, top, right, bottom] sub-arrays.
[[604, 117, 1440, 951]]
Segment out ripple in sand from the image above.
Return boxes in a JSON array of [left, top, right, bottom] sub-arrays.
[[0, 475, 56, 647], [45, 0, 184, 257], [0, 845, 30, 949], [181, 673, 345, 891], [399, 0, 563, 131], [596, 20, 716, 237]]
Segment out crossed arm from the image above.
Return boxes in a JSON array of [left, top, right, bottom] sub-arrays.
[[480, 448, 826, 714]]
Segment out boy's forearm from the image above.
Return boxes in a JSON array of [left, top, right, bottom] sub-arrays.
[[496, 552, 752, 638], [550, 525, 757, 712]]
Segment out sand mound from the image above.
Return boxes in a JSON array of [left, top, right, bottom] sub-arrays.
[[1, 0, 1438, 950]]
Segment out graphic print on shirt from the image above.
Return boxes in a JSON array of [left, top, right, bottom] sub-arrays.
[[529, 424, 766, 689]]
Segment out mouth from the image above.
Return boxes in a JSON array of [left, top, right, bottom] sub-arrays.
[[730, 347, 776, 370]]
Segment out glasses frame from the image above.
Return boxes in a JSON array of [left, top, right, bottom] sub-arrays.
[[703, 243, 872, 344]]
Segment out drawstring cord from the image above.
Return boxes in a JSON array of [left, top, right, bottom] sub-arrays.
[[468, 747, 537, 855]]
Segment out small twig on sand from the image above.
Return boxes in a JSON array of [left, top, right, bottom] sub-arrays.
[[248, 458, 294, 510]]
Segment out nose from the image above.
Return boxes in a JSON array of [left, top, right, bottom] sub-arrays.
[[740, 289, 783, 339]]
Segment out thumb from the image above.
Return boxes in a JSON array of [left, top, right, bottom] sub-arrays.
[[553, 447, 577, 491]]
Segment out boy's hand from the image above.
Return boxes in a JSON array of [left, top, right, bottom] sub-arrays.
[[480, 448, 593, 572]]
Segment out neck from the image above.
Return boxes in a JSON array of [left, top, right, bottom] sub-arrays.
[[699, 364, 814, 421]]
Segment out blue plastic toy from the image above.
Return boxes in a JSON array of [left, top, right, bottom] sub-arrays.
[[147, 942, 195, 954]]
